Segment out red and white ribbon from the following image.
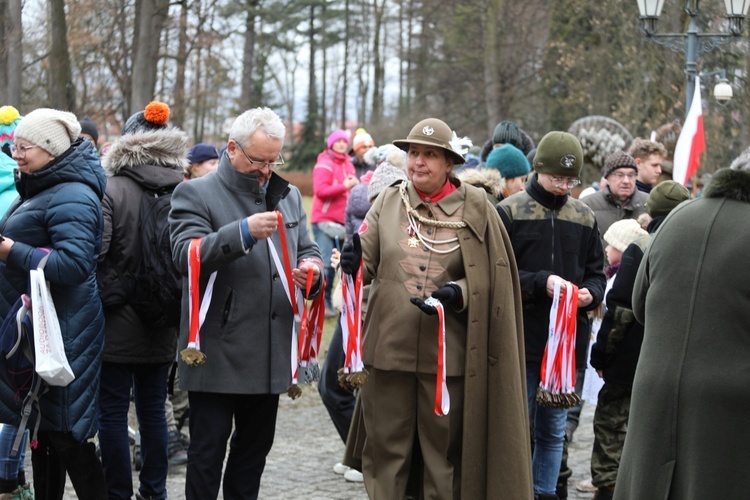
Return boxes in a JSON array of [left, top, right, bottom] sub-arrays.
[[298, 266, 326, 372], [187, 238, 217, 351], [339, 261, 364, 375], [268, 212, 305, 384], [539, 281, 579, 399], [429, 298, 450, 416]]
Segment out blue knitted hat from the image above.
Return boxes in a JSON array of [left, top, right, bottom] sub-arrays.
[[486, 144, 531, 179]]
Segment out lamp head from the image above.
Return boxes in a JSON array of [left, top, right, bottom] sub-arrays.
[[713, 79, 733, 105]]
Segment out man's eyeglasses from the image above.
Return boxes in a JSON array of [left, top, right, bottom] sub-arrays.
[[547, 174, 581, 189], [610, 171, 636, 181], [9, 144, 39, 158], [234, 141, 285, 169]]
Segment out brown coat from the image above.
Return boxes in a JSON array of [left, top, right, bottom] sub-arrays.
[[345, 180, 532, 499]]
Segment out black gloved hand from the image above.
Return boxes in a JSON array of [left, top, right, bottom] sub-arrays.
[[340, 233, 362, 275], [410, 283, 462, 315]]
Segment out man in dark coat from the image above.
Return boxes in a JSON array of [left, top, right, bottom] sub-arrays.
[[169, 107, 323, 500], [615, 164, 750, 499]]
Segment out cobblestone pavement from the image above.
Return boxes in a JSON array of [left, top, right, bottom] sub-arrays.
[[56, 386, 598, 499]]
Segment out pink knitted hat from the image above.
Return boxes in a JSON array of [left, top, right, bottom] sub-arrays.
[[327, 129, 350, 149]]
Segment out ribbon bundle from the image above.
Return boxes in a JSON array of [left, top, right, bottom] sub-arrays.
[[337, 258, 367, 390], [537, 281, 580, 408], [268, 211, 326, 399], [181, 238, 216, 367]]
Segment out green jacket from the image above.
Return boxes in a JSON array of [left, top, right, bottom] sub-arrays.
[[616, 167, 750, 500]]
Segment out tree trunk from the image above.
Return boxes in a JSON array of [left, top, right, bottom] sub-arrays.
[[483, 0, 503, 134], [6, 0, 21, 106], [321, 0, 327, 131], [370, 0, 386, 125], [130, 0, 169, 113], [47, 0, 75, 111], [172, 0, 188, 128], [341, 0, 349, 128], [239, 0, 259, 111]]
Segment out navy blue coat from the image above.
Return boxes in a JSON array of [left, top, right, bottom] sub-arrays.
[[0, 138, 106, 442]]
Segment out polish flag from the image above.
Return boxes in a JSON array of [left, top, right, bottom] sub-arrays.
[[673, 76, 706, 186]]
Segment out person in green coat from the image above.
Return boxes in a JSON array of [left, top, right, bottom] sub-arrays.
[[615, 161, 750, 499]]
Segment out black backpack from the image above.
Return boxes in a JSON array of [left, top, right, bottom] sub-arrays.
[[127, 186, 182, 328]]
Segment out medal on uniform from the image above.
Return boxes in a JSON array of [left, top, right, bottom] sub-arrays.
[[408, 226, 420, 248]]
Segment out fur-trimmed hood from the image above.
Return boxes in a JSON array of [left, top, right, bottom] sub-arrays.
[[458, 167, 506, 200], [704, 167, 750, 203], [102, 127, 189, 175]]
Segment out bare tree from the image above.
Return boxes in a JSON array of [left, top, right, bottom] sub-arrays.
[[131, 0, 170, 112], [172, 0, 188, 128], [369, 0, 387, 124], [47, 0, 75, 111], [239, 0, 260, 111], [0, 0, 23, 106]]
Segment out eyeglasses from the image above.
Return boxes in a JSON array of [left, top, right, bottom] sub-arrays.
[[234, 141, 285, 169], [610, 171, 636, 181], [10, 144, 40, 158], [547, 174, 581, 189]]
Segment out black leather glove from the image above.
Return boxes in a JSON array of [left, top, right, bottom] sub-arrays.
[[340, 233, 362, 275], [410, 282, 462, 315]]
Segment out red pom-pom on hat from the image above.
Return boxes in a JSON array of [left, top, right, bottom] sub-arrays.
[[144, 101, 170, 126]]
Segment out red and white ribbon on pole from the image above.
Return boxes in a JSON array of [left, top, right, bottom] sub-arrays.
[[427, 297, 450, 416], [537, 280, 580, 408], [181, 238, 216, 366]]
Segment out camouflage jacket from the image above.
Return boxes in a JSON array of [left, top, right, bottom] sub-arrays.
[[497, 173, 606, 368]]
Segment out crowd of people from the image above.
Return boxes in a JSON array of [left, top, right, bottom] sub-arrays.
[[0, 101, 746, 500]]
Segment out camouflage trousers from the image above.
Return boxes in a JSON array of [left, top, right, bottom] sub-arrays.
[[591, 382, 632, 488]]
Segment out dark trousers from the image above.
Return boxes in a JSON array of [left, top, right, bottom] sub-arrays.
[[591, 382, 631, 488], [98, 361, 170, 499], [31, 430, 107, 500], [318, 319, 356, 443], [185, 391, 279, 500]]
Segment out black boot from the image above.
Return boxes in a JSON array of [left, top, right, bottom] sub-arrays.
[[535, 494, 559, 500], [594, 486, 615, 500], [556, 477, 568, 499]]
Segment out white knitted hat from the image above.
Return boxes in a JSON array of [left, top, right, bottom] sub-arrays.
[[14, 108, 81, 157], [603, 219, 648, 252], [352, 128, 375, 153]]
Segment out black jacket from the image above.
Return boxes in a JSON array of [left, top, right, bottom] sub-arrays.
[[497, 174, 606, 368], [98, 128, 188, 364], [589, 243, 645, 388]]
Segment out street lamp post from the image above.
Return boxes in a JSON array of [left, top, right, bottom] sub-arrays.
[[636, 0, 749, 114]]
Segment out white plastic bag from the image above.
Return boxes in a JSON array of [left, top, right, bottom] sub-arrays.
[[30, 267, 75, 386]]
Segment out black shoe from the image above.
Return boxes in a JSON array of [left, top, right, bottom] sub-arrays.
[[593, 487, 615, 500], [556, 478, 568, 499]]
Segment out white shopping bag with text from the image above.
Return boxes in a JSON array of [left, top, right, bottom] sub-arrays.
[[30, 268, 75, 386]]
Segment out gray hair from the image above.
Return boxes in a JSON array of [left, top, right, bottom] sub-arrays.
[[229, 107, 286, 145], [730, 146, 750, 172]]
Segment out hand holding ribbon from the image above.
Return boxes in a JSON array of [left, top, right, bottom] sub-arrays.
[[410, 282, 462, 316], [340, 233, 362, 275]]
